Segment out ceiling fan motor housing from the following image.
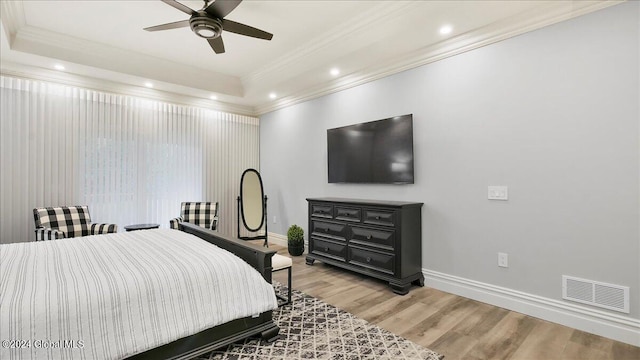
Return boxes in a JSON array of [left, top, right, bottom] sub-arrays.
[[190, 12, 223, 39]]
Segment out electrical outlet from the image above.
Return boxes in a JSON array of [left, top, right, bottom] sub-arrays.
[[488, 186, 508, 200], [273, 215, 276, 224], [498, 252, 508, 268]]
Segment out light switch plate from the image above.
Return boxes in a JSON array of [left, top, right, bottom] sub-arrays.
[[488, 186, 508, 200], [498, 252, 509, 267]]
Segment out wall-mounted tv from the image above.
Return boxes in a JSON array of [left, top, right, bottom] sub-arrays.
[[327, 114, 414, 184]]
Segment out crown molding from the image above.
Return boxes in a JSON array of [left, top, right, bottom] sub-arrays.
[[16, 26, 107, 54], [241, 1, 418, 88], [11, 25, 245, 98], [0, 1, 25, 45], [253, 0, 623, 115], [2, 0, 623, 116], [0, 61, 256, 117]]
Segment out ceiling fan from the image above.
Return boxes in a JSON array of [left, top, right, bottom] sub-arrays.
[[144, 0, 273, 54]]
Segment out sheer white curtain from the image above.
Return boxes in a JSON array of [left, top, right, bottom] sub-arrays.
[[0, 75, 259, 243]]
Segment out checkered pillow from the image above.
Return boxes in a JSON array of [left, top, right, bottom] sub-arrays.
[[33, 206, 92, 238], [180, 202, 218, 230]]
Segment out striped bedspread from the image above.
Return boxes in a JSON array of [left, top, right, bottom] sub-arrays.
[[0, 229, 278, 360]]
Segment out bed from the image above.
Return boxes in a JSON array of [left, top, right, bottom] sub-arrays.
[[0, 222, 280, 360]]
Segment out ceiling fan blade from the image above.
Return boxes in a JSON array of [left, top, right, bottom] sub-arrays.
[[207, 36, 225, 54], [222, 19, 273, 40], [161, 0, 196, 16], [204, 0, 241, 19], [144, 19, 190, 32]]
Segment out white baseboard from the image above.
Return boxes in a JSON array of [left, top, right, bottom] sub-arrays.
[[268, 232, 288, 247], [268, 232, 309, 254], [423, 269, 640, 346]]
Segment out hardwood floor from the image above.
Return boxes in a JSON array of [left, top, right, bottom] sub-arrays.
[[270, 246, 639, 360]]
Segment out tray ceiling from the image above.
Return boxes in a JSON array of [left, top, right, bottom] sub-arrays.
[[0, 1, 619, 115]]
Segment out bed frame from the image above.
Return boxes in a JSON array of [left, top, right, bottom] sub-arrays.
[[127, 222, 280, 360]]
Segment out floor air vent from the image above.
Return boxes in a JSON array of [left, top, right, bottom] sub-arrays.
[[562, 275, 629, 313]]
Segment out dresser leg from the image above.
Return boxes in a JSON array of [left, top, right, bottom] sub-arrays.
[[389, 282, 411, 295], [305, 257, 315, 266], [412, 274, 425, 287]]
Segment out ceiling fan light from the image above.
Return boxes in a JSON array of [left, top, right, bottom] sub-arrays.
[[195, 27, 217, 38]]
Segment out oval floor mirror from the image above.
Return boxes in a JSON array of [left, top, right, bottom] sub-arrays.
[[237, 168, 268, 247]]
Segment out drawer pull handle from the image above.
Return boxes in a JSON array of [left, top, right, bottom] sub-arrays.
[[366, 235, 372, 240], [325, 247, 329, 252], [324, 228, 329, 232], [375, 216, 380, 220], [366, 257, 372, 263]]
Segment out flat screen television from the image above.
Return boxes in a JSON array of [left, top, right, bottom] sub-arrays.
[[327, 114, 414, 184]]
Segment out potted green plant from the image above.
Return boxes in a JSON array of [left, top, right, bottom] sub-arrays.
[[287, 224, 305, 256]]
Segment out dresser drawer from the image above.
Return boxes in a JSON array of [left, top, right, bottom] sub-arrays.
[[311, 204, 333, 219], [311, 220, 347, 241], [350, 226, 395, 251], [363, 209, 395, 227], [335, 206, 361, 222], [311, 237, 347, 261], [348, 246, 395, 275]]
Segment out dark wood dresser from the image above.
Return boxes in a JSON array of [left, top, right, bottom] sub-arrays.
[[305, 197, 424, 295]]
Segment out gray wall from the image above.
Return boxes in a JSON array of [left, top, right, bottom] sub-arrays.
[[260, 2, 639, 319]]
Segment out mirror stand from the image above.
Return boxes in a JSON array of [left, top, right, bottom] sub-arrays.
[[237, 169, 269, 247], [237, 195, 268, 247]]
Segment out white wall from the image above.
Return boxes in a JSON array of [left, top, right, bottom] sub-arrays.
[[259, 0, 639, 329]]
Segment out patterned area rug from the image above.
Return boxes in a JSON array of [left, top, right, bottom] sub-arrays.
[[197, 283, 444, 360]]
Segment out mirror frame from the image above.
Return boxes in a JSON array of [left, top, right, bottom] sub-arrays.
[[239, 168, 265, 232]]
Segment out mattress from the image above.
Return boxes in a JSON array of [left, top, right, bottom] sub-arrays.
[[0, 229, 278, 359]]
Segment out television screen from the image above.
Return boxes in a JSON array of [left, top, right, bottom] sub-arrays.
[[327, 114, 414, 184]]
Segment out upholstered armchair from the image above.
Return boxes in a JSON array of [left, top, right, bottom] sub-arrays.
[[170, 202, 219, 231], [33, 206, 118, 241]]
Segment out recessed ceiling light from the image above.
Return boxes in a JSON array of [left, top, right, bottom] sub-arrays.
[[330, 68, 340, 76], [439, 25, 453, 35], [54, 64, 65, 71], [269, 92, 277, 99], [144, 82, 154, 88], [210, 95, 218, 100]]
